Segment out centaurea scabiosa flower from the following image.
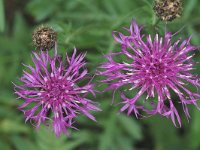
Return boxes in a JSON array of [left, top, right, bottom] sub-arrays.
[[14, 45, 101, 137], [98, 19, 200, 126]]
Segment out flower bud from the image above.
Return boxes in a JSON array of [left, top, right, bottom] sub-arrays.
[[32, 26, 57, 51], [153, 0, 182, 21]]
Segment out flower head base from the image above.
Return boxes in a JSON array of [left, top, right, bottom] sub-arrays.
[[32, 26, 57, 51], [98, 19, 200, 126], [153, 0, 182, 21], [15, 45, 101, 137]]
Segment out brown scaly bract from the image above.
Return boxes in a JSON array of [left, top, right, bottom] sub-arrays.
[[153, 0, 182, 21], [32, 26, 57, 51]]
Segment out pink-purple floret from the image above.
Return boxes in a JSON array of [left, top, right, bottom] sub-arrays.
[[14, 47, 101, 137], [98, 19, 200, 126]]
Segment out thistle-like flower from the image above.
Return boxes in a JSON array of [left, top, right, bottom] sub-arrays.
[[14, 45, 101, 137], [98, 19, 200, 126]]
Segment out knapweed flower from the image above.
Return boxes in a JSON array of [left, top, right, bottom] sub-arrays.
[[14, 45, 101, 137], [98, 19, 200, 126], [153, 0, 182, 21]]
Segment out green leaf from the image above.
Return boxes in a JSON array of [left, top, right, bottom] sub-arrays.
[[0, 0, 5, 32], [0, 139, 11, 150], [115, 135, 135, 150], [117, 114, 142, 140], [64, 131, 92, 150], [11, 135, 37, 150], [184, 0, 198, 19], [148, 116, 186, 150], [98, 114, 116, 150], [36, 125, 68, 150], [0, 119, 30, 133], [187, 25, 199, 45], [190, 108, 200, 149], [26, 0, 56, 22], [13, 13, 30, 43], [0, 90, 16, 106]]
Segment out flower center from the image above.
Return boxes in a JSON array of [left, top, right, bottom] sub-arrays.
[[41, 77, 73, 102], [50, 83, 64, 97], [142, 58, 172, 82], [149, 63, 165, 76]]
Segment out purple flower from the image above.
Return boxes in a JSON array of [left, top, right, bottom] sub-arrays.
[[98, 19, 200, 126], [14, 46, 101, 137]]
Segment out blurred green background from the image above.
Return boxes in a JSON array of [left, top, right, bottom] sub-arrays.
[[0, 0, 200, 150]]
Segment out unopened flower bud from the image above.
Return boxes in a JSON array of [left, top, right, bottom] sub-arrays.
[[32, 26, 57, 51], [153, 0, 182, 21]]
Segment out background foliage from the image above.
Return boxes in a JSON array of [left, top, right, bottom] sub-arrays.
[[0, 0, 200, 149]]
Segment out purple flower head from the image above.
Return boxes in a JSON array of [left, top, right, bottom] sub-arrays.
[[14, 45, 101, 137], [98, 19, 200, 126]]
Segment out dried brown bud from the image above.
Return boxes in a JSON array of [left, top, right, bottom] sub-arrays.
[[153, 0, 182, 21], [32, 26, 57, 51]]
